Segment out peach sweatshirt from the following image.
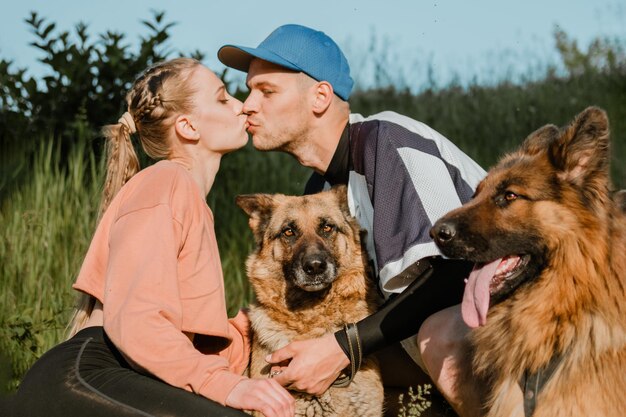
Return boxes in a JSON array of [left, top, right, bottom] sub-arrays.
[[73, 160, 249, 405]]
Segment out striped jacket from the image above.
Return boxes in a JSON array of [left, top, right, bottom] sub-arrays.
[[306, 111, 485, 296]]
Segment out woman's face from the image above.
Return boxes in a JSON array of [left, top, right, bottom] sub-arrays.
[[190, 65, 248, 154]]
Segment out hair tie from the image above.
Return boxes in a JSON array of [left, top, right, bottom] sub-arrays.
[[118, 112, 137, 134]]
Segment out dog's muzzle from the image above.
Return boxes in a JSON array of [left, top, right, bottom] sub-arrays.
[[292, 249, 337, 292]]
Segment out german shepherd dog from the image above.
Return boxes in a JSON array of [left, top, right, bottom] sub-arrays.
[[430, 107, 626, 417], [236, 186, 384, 417]]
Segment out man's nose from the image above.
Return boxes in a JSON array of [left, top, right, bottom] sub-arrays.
[[242, 92, 258, 114]]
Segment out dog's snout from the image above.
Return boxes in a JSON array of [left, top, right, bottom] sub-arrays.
[[302, 255, 328, 275], [431, 221, 457, 245], [291, 241, 337, 291]]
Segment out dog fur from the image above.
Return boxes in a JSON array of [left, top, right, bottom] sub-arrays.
[[431, 107, 626, 417], [236, 185, 384, 417]]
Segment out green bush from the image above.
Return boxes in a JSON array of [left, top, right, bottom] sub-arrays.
[[0, 11, 204, 197]]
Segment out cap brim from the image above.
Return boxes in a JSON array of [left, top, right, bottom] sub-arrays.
[[218, 44, 301, 73]]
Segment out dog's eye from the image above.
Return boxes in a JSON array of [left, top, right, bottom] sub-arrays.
[[282, 227, 295, 237], [495, 191, 520, 207], [505, 192, 519, 201], [322, 224, 335, 233]]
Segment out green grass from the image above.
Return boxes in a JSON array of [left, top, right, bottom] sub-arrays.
[[0, 140, 102, 392]]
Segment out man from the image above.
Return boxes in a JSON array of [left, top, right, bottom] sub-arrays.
[[218, 24, 487, 417]]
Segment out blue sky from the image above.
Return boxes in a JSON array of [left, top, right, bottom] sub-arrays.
[[1, 0, 624, 90]]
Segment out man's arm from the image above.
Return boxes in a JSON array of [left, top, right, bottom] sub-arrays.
[[334, 257, 471, 369], [267, 257, 472, 393]]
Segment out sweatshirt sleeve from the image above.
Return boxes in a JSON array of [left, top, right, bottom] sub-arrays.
[[102, 204, 245, 405], [223, 310, 251, 375]]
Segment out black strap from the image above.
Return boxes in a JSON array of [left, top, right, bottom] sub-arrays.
[[332, 323, 362, 387], [519, 353, 563, 416]]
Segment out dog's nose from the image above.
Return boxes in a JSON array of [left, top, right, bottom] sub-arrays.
[[303, 256, 327, 275], [431, 221, 457, 245]]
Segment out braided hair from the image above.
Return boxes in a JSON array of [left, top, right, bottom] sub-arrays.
[[97, 57, 201, 218]]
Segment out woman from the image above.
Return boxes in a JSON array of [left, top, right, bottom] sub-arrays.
[[10, 58, 294, 417]]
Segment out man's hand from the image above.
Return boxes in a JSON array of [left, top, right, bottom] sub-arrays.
[[266, 333, 350, 395]]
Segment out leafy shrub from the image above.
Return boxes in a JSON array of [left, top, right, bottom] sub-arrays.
[[0, 11, 205, 196]]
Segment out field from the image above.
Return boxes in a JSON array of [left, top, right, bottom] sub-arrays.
[[1, 65, 625, 393]]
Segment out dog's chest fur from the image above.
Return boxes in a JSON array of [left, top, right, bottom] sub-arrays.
[[248, 307, 384, 417]]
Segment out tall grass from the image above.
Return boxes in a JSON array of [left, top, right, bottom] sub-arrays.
[[0, 139, 102, 392]]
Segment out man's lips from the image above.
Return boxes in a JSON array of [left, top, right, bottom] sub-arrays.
[[246, 121, 259, 133]]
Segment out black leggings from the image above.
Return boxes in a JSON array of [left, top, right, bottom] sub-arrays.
[[3, 326, 247, 417]]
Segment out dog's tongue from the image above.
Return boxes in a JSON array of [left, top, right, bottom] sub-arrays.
[[461, 258, 502, 328]]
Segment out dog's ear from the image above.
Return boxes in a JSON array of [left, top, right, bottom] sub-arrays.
[[520, 124, 559, 155], [330, 184, 363, 238], [549, 106, 610, 187], [235, 194, 276, 243], [330, 184, 350, 217]]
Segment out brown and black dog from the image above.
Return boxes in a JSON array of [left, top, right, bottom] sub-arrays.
[[236, 185, 384, 417], [431, 107, 626, 417]]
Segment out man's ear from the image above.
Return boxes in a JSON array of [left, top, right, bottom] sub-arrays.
[[174, 114, 200, 141], [311, 81, 334, 115]]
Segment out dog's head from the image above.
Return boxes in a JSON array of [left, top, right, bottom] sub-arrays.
[[430, 107, 616, 323], [236, 185, 368, 308]]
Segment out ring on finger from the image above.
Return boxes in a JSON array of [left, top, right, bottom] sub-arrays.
[[269, 370, 283, 378]]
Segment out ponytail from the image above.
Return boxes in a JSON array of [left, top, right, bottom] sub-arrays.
[[66, 294, 95, 338], [98, 116, 140, 220], [66, 115, 139, 338]]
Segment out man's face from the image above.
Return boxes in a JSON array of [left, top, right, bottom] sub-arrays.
[[243, 59, 313, 152]]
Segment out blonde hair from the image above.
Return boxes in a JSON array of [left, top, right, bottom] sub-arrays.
[[67, 57, 202, 338]]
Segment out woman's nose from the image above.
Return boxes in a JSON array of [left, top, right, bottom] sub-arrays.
[[232, 98, 244, 115]]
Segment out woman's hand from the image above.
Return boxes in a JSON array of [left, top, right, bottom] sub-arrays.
[[266, 333, 350, 396], [225, 377, 295, 417]]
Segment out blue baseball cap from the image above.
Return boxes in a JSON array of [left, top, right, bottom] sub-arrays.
[[218, 24, 354, 101]]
